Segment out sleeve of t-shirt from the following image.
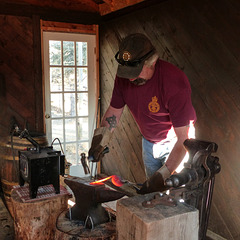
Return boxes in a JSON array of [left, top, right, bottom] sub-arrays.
[[168, 89, 197, 127], [110, 77, 126, 109]]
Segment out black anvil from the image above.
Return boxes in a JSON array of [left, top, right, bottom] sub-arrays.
[[64, 176, 125, 229]]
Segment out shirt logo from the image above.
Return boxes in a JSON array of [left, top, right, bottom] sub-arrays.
[[148, 96, 160, 113], [122, 51, 131, 61]]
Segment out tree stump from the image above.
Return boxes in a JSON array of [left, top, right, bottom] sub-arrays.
[[11, 185, 71, 240], [55, 209, 116, 240]]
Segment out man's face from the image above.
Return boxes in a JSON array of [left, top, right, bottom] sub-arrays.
[[129, 64, 152, 86]]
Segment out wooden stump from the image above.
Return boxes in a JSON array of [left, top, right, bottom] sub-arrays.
[[117, 193, 199, 240], [55, 209, 116, 240], [0, 196, 14, 240], [11, 185, 70, 240]]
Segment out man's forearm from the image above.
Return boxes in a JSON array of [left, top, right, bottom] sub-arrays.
[[100, 106, 124, 132], [165, 141, 187, 174]]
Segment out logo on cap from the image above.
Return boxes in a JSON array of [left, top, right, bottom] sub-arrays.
[[122, 51, 131, 61]]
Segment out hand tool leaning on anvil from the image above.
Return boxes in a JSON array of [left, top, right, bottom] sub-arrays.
[[87, 127, 112, 178]]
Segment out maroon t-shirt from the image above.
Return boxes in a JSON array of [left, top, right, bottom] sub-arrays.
[[110, 59, 196, 143]]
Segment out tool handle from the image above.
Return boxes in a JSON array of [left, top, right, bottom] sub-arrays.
[[88, 147, 109, 161]]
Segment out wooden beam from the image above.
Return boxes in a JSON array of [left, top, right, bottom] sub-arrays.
[[41, 21, 98, 34], [1, 0, 100, 13], [0, 2, 102, 24], [32, 15, 44, 132], [101, 0, 167, 20]]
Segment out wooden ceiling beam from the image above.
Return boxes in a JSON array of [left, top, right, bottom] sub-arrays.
[[1, 0, 100, 13], [0, 2, 102, 24], [101, 0, 167, 20]]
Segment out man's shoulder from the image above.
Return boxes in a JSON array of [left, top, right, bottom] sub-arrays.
[[157, 59, 184, 74]]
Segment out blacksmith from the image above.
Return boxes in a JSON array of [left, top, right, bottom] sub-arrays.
[[89, 33, 196, 194]]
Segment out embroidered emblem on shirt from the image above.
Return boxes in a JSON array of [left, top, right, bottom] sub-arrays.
[[122, 51, 131, 61], [148, 96, 160, 113]]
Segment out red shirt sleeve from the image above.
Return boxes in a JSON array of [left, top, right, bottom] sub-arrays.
[[110, 77, 126, 109]]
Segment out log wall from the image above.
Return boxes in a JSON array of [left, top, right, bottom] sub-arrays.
[[99, 0, 240, 239], [0, 15, 43, 137]]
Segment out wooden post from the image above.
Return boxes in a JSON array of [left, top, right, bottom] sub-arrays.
[[11, 185, 70, 240], [117, 193, 199, 240]]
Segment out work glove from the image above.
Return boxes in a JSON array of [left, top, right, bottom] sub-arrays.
[[137, 164, 171, 194], [88, 127, 112, 162]]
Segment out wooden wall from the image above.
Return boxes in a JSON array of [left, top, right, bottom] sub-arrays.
[[99, 0, 240, 239], [0, 15, 43, 138]]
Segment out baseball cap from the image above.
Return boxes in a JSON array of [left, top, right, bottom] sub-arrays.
[[115, 33, 156, 79]]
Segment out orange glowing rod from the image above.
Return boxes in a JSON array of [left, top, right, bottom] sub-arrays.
[[90, 175, 123, 187]]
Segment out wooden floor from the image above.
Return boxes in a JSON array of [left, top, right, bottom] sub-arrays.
[[0, 192, 14, 240]]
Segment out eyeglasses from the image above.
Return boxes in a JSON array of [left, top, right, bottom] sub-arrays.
[[115, 49, 154, 67]]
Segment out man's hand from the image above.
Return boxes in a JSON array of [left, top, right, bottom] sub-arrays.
[[88, 127, 111, 162], [137, 165, 171, 194]]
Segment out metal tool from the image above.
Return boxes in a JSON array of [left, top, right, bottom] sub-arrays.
[[88, 146, 110, 161], [165, 139, 221, 240], [88, 147, 109, 179], [120, 179, 142, 191], [80, 153, 90, 175], [142, 192, 177, 208]]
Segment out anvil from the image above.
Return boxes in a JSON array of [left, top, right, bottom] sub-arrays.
[[64, 176, 125, 229]]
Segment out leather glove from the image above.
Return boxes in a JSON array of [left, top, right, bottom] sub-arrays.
[[88, 127, 112, 162], [137, 165, 171, 194]]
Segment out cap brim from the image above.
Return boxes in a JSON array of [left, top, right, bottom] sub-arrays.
[[116, 61, 144, 79]]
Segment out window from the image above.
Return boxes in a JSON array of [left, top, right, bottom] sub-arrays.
[[43, 32, 97, 177]]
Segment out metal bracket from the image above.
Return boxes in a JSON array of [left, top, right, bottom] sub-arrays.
[[142, 193, 177, 208]]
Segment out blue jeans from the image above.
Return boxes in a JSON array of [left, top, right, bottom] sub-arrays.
[[142, 137, 176, 178]]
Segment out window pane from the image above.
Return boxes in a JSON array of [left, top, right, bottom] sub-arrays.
[[76, 42, 87, 66], [50, 67, 62, 91], [63, 41, 75, 66], [65, 118, 76, 142], [77, 118, 88, 140], [66, 143, 77, 165], [78, 142, 89, 156], [52, 119, 63, 142], [77, 68, 88, 91], [64, 67, 75, 91], [77, 93, 88, 116], [64, 93, 76, 117], [51, 93, 63, 117], [49, 41, 61, 65]]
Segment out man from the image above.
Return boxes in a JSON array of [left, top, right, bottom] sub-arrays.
[[89, 33, 196, 194]]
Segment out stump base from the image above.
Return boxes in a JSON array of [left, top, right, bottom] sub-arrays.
[[11, 185, 71, 240], [55, 209, 116, 240]]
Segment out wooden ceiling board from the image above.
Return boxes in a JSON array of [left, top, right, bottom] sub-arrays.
[[1, 0, 149, 16], [1, 0, 100, 13]]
